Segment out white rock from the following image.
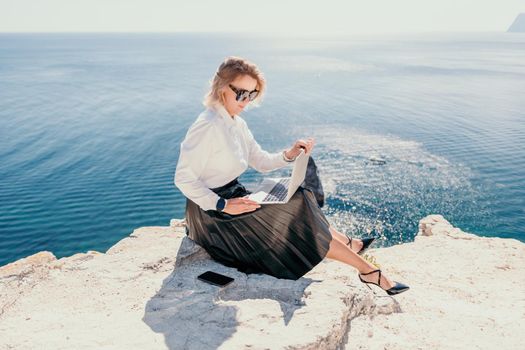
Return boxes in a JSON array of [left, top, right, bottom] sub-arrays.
[[1, 215, 524, 350]]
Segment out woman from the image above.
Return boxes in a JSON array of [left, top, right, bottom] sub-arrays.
[[174, 56, 409, 295]]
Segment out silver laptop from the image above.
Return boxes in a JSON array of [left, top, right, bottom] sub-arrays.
[[247, 149, 309, 204]]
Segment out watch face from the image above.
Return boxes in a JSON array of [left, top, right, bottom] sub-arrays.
[[216, 198, 226, 211]]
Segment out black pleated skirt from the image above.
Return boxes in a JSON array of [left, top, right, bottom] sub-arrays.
[[184, 157, 333, 280]]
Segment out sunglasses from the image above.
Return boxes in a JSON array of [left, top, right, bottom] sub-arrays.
[[229, 84, 259, 102]]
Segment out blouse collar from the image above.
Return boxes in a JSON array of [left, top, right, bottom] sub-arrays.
[[213, 103, 238, 128]]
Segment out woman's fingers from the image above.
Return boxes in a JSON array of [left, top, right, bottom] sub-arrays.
[[296, 139, 308, 147], [241, 198, 259, 205], [295, 137, 315, 154], [234, 197, 260, 207], [239, 203, 260, 214], [295, 142, 312, 154], [295, 141, 308, 153], [307, 139, 316, 153], [225, 197, 262, 214], [288, 137, 315, 157], [307, 138, 316, 153]]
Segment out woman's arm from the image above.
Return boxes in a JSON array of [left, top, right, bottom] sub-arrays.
[[242, 122, 293, 173], [174, 120, 221, 211]]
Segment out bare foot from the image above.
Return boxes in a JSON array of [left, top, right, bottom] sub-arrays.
[[345, 236, 363, 254], [358, 269, 395, 290]]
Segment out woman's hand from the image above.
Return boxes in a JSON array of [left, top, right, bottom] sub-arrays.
[[284, 137, 316, 160], [222, 196, 261, 215]]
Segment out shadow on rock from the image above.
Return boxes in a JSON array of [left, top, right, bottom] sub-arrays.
[[143, 236, 320, 349]]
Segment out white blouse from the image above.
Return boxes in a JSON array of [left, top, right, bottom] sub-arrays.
[[174, 103, 295, 211]]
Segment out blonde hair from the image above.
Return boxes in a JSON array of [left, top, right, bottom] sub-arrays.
[[203, 56, 266, 109]]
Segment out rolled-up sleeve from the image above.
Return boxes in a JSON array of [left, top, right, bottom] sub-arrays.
[[174, 121, 220, 211], [243, 123, 291, 173]]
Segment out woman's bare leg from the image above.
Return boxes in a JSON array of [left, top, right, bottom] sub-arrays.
[[329, 226, 363, 253], [326, 225, 395, 290]]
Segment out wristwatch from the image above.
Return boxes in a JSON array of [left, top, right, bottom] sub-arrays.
[[216, 197, 227, 212]]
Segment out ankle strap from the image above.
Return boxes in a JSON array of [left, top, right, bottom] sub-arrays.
[[360, 268, 381, 276]]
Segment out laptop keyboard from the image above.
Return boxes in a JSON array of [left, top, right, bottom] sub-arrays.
[[263, 178, 291, 202]]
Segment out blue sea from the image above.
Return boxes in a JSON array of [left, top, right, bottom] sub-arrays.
[[1, 32, 524, 267]]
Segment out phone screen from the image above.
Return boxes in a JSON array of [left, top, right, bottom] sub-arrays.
[[197, 271, 234, 287]]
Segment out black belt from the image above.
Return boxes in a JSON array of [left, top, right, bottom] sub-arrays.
[[210, 177, 240, 192]]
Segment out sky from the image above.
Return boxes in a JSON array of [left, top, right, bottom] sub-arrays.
[[0, 0, 524, 35]]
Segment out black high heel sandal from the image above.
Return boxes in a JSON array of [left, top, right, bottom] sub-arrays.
[[358, 269, 410, 296], [346, 236, 375, 255]]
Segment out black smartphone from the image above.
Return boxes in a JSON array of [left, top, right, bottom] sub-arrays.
[[197, 271, 234, 287]]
